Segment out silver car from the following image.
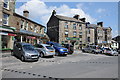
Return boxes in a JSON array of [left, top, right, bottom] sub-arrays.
[[35, 44, 55, 58], [12, 42, 40, 62], [103, 48, 118, 56]]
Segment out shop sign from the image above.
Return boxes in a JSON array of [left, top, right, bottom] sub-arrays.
[[8, 33, 17, 36], [66, 37, 79, 40], [27, 36, 36, 39]]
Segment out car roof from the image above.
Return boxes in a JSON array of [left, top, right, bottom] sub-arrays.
[[17, 42, 32, 46], [39, 44, 51, 46]]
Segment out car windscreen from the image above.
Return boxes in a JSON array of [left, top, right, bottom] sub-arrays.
[[46, 46, 54, 50], [23, 45, 35, 51], [54, 43, 62, 47], [105, 48, 111, 51]]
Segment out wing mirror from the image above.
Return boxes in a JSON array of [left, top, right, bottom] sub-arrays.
[[18, 48, 21, 51]]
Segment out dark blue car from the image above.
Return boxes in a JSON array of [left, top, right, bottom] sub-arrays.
[[46, 42, 68, 56]]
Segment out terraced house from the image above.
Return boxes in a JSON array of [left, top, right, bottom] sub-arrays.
[[47, 10, 87, 49], [47, 10, 112, 49], [0, 0, 48, 50]]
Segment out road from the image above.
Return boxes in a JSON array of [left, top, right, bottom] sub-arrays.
[[1, 50, 118, 79]]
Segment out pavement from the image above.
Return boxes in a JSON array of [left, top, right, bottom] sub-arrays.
[[1, 50, 119, 79]]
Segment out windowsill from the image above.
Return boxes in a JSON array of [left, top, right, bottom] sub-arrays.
[[3, 7, 10, 11]]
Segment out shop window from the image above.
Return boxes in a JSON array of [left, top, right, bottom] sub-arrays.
[[3, 13, 9, 25], [2, 35, 8, 49]]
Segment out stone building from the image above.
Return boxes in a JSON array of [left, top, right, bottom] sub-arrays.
[[0, 0, 47, 50], [47, 10, 87, 49], [47, 10, 112, 48], [87, 22, 112, 47]]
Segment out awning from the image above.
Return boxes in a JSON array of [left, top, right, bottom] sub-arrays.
[[19, 29, 43, 37], [0, 32, 16, 36], [0, 32, 8, 35], [0, 26, 16, 32]]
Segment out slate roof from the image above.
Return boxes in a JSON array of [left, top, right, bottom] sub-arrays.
[[55, 15, 84, 23]]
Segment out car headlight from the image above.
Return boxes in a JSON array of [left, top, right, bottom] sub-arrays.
[[60, 49, 63, 51], [25, 53, 31, 57]]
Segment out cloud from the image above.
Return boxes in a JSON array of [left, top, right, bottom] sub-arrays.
[[96, 8, 106, 13], [112, 30, 118, 38], [15, 0, 97, 26]]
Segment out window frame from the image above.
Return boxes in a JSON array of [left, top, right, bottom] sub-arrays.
[[3, 13, 9, 25]]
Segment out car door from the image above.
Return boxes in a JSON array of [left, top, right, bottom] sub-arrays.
[[17, 44, 23, 58]]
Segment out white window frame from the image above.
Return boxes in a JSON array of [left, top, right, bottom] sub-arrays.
[[3, 0, 9, 10], [3, 13, 9, 25]]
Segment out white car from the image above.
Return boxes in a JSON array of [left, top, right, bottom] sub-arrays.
[[103, 48, 118, 56], [35, 44, 55, 58]]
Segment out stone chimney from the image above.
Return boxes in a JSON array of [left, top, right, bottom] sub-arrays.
[[80, 18, 86, 22], [52, 10, 56, 16], [97, 22, 103, 27], [23, 10, 29, 18], [73, 15, 79, 20]]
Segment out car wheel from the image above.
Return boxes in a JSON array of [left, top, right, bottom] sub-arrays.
[[40, 52, 44, 58], [92, 51, 95, 54], [82, 50, 85, 52], [21, 55, 25, 62], [11, 51, 14, 56], [55, 51, 59, 56]]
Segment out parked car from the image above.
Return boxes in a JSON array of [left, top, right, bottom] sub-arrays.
[[63, 44, 74, 54], [34, 44, 55, 58], [12, 42, 39, 62], [103, 48, 118, 56], [46, 42, 68, 56], [82, 45, 102, 54]]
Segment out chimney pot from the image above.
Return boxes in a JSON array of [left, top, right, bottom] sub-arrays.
[[23, 10, 29, 18]]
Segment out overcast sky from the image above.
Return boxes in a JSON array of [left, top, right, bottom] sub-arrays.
[[15, 0, 118, 38]]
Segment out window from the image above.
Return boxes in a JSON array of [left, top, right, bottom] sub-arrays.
[[87, 29, 90, 34], [65, 31, 68, 37], [64, 22, 68, 29], [21, 20, 24, 29], [34, 25, 37, 32], [73, 31, 77, 37], [30, 26, 33, 30], [79, 32, 82, 35], [88, 37, 90, 42], [79, 24, 82, 30], [4, 0, 9, 9], [24, 21, 28, 30], [79, 35, 82, 38], [3, 13, 9, 25], [73, 24, 76, 30]]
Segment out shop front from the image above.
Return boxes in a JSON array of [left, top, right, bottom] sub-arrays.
[[15, 29, 44, 45], [0, 26, 16, 50]]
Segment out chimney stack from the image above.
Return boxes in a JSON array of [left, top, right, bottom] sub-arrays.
[[52, 10, 56, 16], [97, 22, 103, 27], [23, 10, 29, 18], [73, 15, 79, 20], [80, 18, 86, 22]]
